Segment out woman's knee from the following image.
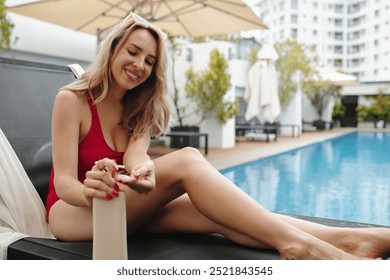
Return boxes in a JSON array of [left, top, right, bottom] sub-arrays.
[[178, 147, 205, 164]]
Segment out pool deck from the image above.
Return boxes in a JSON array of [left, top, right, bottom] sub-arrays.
[[149, 128, 362, 170]]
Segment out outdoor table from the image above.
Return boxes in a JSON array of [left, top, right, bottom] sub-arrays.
[[165, 132, 209, 156]]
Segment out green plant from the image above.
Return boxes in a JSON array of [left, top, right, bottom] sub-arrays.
[[356, 91, 390, 127], [247, 44, 262, 65], [274, 39, 318, 107], [332, 102, 346, 119], [305, 81, 342, 120], [0, 0, 14, 50], [185, 48, 238, 124]]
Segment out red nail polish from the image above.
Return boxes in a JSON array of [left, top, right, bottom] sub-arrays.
[[116, 179, 124, 183], [106, 194, 113, 200], [112, 190, 119, 197], [114, 184, 120, 191]]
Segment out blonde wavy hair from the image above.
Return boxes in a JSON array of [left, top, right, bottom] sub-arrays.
[[61, 13, 170, 139]]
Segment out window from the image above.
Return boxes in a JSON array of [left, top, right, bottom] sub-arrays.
[[280, 1, 285, 11], [334, 46, 343, 54], [313, 16, 318, 23], [291, 28, 298, 38], [335, 19, 343, 27], [291, 14, 298, 23], [280, 15, 285, 25], [291, 0, 298, 9], [334, 59, 342, 67], [335, 4, 343, 13], [335, 32, 343, 40], [228, 47, 237, 60], [186, 48, 192, 62], [313, 30, 318, 36]]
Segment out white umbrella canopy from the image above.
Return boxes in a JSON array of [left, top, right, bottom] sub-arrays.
[[317, 67, 358, 86], [8, 0, 267, 37], [244, 43, 281, 123]]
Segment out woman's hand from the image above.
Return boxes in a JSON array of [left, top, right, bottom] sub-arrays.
[[83, 158, 120, 203], [115, 160, 155, 195]]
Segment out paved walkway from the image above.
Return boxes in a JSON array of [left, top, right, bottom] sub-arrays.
[[148, 128, 357, 170]]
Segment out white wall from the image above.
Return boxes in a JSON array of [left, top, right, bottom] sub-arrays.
[[7, 12, 97, 62]]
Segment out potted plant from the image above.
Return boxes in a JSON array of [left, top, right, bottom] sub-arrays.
[[184, 48, 238, 124], [356, 91, 390, 128], [274, 39, 318, 107], [332, 102, 346, 127], [304, 81, 341, 130], [179, 48, 238, 148]]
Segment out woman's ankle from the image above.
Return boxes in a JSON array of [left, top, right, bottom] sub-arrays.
[[278, 234, 312, 260]]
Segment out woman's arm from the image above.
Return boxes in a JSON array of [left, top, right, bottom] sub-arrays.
[[51, 90, 90, 206], [123, 134, 151, 169], [117, 134, 156, 194]]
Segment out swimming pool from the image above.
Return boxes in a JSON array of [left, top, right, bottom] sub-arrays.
[[221, 131, 390, 226]]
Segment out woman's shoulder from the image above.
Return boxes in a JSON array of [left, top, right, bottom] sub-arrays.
[[55, 89, 87, 107], [53, 90, 89, 120]]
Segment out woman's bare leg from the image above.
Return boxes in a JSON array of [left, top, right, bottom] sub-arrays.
[[142, 193, 390, 259], [48, 185, 269, 248], [48, 200, 94, 241], [142, 194, 272, 249], [147, 148, 364, 260], [275, 214, 390, 259], [49, 147, 390, 259]]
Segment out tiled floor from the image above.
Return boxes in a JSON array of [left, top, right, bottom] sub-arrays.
[[148, 128, 356, 170]]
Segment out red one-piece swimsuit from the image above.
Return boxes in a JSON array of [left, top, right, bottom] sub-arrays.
[[46, 98, 124, 215]]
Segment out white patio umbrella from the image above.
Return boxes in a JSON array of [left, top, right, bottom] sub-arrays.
[[8, 0, 267, 38], [244, 43, 281, 123], [317, 67, 358, 86]]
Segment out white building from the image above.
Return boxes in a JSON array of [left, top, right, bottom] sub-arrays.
[[255, 0, 390, 82]]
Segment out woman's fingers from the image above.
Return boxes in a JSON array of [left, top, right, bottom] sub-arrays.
[[84, 171, 113, 192], [93, 158, 119, 177], [116, 172, 155, 194], [82, 182, 111, 200], [84, 158, 121, 200]]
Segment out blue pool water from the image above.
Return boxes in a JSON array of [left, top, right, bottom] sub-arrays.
[[221, 131, 390, 226]]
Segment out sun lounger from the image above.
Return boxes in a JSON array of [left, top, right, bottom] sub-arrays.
[[0, 57, 386, 260], [236, 123, 278, 142], [302, 120, 334, 132]]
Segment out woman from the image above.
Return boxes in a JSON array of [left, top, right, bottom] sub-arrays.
[[47, 12, 390, 260]]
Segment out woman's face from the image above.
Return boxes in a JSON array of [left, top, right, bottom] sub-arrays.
[[111, 28, 158, 92]]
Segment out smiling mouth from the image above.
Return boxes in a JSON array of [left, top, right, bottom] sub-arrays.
[[125, 69, 140, 80]]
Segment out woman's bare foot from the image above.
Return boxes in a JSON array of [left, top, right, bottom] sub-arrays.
[[279, 235, 360, 260], [336, 227, 390, 259]]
